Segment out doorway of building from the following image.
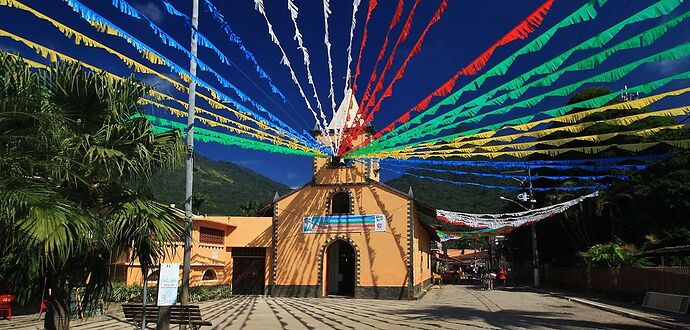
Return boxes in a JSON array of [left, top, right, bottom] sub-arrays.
[[326, 240, 355, 296], [232, 248, 265, 295]]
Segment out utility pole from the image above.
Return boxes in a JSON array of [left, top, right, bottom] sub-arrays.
[[528, 168, 540, 287], [180, 0, 199, 328]]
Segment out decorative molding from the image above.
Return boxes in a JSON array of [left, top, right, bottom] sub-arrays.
[[317, 236, 361, 297], [325, 188, 355, 215]]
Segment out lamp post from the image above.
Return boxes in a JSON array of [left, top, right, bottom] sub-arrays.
[[499, 167, 540, 287]]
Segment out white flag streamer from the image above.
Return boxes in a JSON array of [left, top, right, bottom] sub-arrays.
[[436, 192, 599, 229], [323, 0, 337, 116], [287, 0, 334, 150], [343, 0, 362, 97], [254, 0, 332, 151]]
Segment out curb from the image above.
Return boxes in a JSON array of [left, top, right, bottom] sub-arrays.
[[531, 288, 687, 330]]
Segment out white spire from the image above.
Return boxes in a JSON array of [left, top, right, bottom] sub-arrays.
[[327, 88, 362, 131]]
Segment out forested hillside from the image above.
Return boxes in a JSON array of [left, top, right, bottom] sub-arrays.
[[151, 154, 290, 215]]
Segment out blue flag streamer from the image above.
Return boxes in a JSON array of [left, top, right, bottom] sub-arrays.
[[158, 0, 287, 102], [380, 167, 610, 192], [377, 156, 662, 171], [64, 0, 317, 150], [385, 163, 628, 181]]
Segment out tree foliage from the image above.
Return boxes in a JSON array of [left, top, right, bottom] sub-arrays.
[[0, 53, 184, 329]]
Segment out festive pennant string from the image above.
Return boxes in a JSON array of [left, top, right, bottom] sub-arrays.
[[363, 13, 690, 154], [381, 157, 655, 171], [374, 0, 556, 148], [343, 0, 363, 100], [322, 0, 336, 115], [341, 0, 447, 155], [398, 125, 686, 157], [352, 0, 421, 128], [408, 86, 690, 152], [400, 75, 690, 155], [0, 37, 319, 153], [352, 0, 378, 94], [357, 0, 404, 106], [67, 0, 286, 131], [158, 0, 288, 102], [420, 105, 690, 151], [42, 0, 315, 148], [381, 167, 609, 191], [359, 0, 679, 154], [286, 0, 329, 130], [359, 43, 690, 156], [0, 15, 322, 153], [436, 192, 600, 229], [253, 0, 331, 152], [148, 116, 323, 157], [141, 98, 319, 153], [385, 162, 628, 181], [388, 139, 690, 160]]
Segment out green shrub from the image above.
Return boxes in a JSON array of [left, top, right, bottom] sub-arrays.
[[107, 282, 231, 303]]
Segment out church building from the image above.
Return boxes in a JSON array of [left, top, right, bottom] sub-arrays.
[[116, 90, 438, 299]]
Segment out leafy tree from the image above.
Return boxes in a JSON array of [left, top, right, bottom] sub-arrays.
[[0, 54, 184, 329], [239, 200, 262, 216], [192, 193, 214, 214], [578, 241, 648, 268]]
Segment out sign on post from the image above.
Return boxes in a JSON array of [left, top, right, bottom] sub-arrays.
[[156, 263, 180, 306]]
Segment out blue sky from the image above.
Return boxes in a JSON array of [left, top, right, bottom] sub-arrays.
[[1, 0, 689, 188]]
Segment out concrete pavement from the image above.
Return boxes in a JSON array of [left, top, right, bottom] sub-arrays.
[[1, 285, 662, 329]]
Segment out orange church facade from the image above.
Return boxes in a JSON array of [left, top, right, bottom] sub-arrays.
[[116, 93, 438, 299]]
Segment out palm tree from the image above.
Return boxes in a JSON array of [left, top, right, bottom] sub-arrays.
[[0, 53, 185, 329]]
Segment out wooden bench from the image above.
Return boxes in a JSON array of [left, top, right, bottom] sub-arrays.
[[122, 304, 212, 330]]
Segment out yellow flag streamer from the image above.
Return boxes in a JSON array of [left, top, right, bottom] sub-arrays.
[[0, 1, 297, 143], [410, 86, 690, 151], [388, 140, 690, 159], [0, 34, 315, 152], [0, 27, 300, 146], [396, 125, 685, 156], [415, 105, 690, 151]]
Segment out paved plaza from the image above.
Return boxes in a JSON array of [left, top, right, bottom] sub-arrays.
[[2, 285, 660, 329]]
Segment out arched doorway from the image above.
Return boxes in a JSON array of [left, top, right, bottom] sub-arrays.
[[326, 240, 356, 296]]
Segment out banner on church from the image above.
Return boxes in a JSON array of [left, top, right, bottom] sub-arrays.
[[302, 214, 387, 233]]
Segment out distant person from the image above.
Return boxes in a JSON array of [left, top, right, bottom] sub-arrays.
[[488, 270, 496, 290], [498, 267, 507, 289]]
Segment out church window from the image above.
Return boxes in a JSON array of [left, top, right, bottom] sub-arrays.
[[331, 191, 351, 215]]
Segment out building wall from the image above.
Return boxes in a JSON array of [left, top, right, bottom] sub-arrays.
[[273, 182, 413, 299], [120, 216, 272, 288], [414, 216, 433, 296]]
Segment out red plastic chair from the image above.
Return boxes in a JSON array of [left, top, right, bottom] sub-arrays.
[[0, 294, 15, 321]]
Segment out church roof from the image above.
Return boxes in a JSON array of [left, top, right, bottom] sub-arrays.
[[327, 88, 363, 131]]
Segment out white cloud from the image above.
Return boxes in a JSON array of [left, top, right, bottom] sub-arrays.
[[286, 172, 298, 180], [135, 2, 165, 24], [648, 58, 690, 75]]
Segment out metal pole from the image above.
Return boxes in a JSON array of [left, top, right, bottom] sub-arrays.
[[141, 267, 147, 330], [528, 168, 540, 287], [181, 0, 199, 306]]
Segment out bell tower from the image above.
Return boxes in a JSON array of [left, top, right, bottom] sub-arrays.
[[312, 89, 379, 184]]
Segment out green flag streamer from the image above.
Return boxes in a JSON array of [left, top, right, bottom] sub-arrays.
[[361, 0, 683, 154], [148, 116, 323, 157]]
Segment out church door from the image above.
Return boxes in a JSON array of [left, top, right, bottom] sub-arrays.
[[326, 241, 355, 296]]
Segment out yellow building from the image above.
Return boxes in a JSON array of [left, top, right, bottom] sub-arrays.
[[116, 90, 438, 299]]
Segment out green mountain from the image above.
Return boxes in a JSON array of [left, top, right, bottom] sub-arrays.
[[151, 154, 290, 215]]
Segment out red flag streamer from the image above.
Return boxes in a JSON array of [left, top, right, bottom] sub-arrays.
[[339, 0, 448, 155], [390, 1, 553, 131], [349, 0, 422, 130], [352, 0, 556, 152], [353, 0, 379, 93], [356, 0, 405, 103]]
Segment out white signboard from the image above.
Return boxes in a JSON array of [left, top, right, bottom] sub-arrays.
[[156, 263, 180, 306], [374, 215, 386, 232]]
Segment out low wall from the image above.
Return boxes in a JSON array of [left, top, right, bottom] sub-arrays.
[[544, 267, 690, 300]]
